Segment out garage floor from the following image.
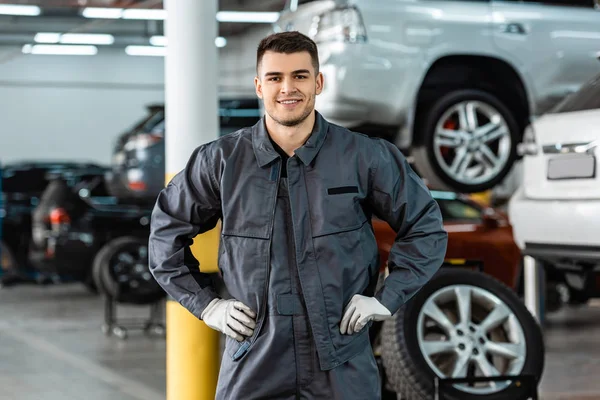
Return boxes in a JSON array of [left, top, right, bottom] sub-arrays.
[[1, 284, 599, 400]]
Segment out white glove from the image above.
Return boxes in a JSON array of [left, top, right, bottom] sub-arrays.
[[340, 294, 392, 335], [201, 298, 257, 342]]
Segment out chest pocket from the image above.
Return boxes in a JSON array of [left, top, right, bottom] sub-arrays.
[[310, 185, 367, 238], [220, 167, 278, 240]]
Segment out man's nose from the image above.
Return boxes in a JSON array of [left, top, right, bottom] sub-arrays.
[[280, 78, 297, 94]]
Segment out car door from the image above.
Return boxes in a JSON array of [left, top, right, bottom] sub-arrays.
[[491, 0, 600, 116]]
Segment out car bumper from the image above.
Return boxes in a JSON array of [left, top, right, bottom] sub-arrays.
[[509, 186, 600, 261], [28, 234, 96, 279]]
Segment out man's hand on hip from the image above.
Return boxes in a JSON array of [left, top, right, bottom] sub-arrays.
[[340, 294, 392, 335], [201, 298, 257, 342]]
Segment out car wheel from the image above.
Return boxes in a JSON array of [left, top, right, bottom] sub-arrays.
[[92, 236, 165, 304], [412, 89, 520, 193], [381, 269, 544, 400]]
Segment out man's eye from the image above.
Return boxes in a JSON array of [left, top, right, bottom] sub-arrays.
[[268, 77, 280, 81], [296, 75, 307, 79]]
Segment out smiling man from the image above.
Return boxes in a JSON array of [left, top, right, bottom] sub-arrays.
[[149, 31, 448, 399]]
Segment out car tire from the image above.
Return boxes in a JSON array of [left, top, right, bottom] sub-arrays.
[[412, 89, 520, 193], [381, 269, 544, 400], [92, 236, 165, 304]]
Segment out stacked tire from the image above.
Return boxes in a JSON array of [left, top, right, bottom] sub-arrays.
[[380, 269, 544, 400]]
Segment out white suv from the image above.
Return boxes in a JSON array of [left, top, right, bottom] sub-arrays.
[[276, 0, 600, 193], [509, 73, 600, 304]]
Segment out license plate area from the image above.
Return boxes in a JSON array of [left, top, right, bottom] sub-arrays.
[[547, 154, 596, 180]]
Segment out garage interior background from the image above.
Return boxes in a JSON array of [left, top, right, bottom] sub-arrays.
[[0, 0, 276, 164]]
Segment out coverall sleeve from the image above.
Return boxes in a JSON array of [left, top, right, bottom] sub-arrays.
[[368, 139, 448, 315], [148, 144, 222, 320]]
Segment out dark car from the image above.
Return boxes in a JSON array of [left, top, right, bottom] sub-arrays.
[[28, 170, 156, 293], [0, 161, 108, 286], [107, 98, 262, 202]]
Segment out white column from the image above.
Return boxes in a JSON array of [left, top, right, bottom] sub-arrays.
[[163, 2, 221, 400], [165, 0, 219, 176]]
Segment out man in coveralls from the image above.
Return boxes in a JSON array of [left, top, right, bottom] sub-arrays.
[[149, 32, 448, 399]]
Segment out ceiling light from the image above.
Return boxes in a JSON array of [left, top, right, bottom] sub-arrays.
[[149, 35, 227, 48], [81, 7, 123, 19], [215, 37, 227, 48], [149, 35, 167, 46], [0, 4, 41, 16], [216, 11, 280, 23], [122, 9, 166, 20], [34, 32, 61, 44], [34, 32, 115, 45], [125, 45, 166, 57], [61, 33, 114, 45], [22, 44, 98, 56]]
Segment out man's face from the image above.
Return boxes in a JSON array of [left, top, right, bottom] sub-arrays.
[[255, 51, 323, 127]]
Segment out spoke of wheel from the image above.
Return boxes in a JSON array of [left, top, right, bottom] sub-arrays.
[[457, 103, 469, 131], [451, 353, 471, 378], [118, 253, 135, 263], [476, 357, 501, 383], [423, 301, 455, 333], [456, 152, 473, 179], [438, 128, 462, 140], [435, 137, 461, 148], [479, 144, 500, 169], [455, 287, 472, 326], [422, 340, 456, 356], [485, 341, 523, 360], [435, 129, 462, 148], [466, 102, 478, 132], [479, 303, 511, 332], [449, 148, 468, 175], [482, 125, 507, 144]]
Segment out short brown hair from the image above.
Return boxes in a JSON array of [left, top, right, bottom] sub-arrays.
[[256, 31, 319, 75]]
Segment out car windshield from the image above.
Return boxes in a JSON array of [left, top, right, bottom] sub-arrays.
[[549, 73, 600, 114]]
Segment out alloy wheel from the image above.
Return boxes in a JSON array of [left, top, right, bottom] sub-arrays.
[[416, 284, 527, 395], [433, 101, 512, 186]]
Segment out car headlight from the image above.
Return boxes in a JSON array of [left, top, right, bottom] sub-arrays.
[[309, 6, 367, 44]]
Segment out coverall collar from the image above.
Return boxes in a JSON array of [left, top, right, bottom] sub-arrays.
[[252, 110, 329, 168]]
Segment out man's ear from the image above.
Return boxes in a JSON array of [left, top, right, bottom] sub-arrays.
[[254, 76, 263, 99], [316, 72, 324, 95]]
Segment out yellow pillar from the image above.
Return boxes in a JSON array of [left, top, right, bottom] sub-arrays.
[[163, 0, 220, 398]]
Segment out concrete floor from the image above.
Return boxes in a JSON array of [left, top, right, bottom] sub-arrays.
[[1, 283, 599, 400]]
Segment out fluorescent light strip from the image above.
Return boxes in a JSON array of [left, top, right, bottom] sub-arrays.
[[35, 32, 114, 45], [216, 11, 279, 23], [0, 4, 41, 16], [61, 33, 114, 45], [122, 8, 166, 20], [149, 35, 167, 46], [34, 32, 61, 43], [125, 45, 166, 57], [81, 8, 279, 23], [149, 35, 227, 48], [22, 44, 98, 56], [81, 7, 123, 19]]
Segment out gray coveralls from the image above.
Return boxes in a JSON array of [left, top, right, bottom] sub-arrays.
[[216, 151, 381, 400]]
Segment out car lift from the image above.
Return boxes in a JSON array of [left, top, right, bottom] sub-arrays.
[[101, 282, 166, 340]]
